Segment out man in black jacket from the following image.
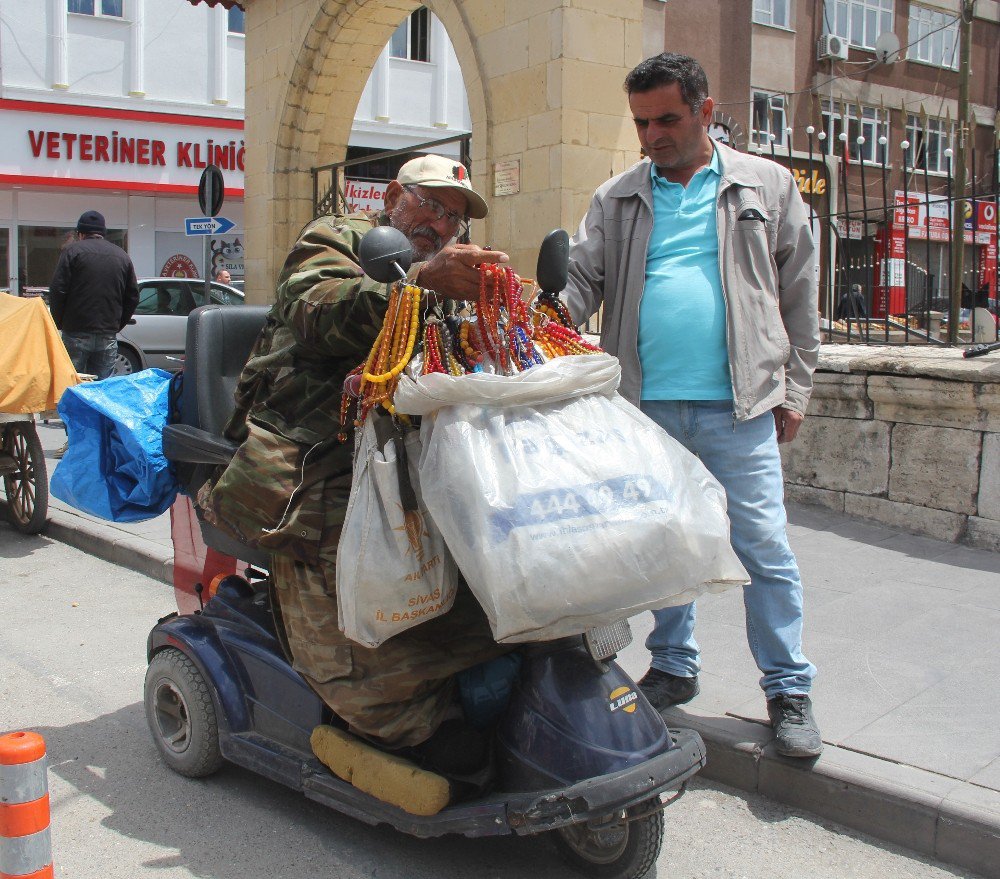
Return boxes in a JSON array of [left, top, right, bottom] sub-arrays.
[[48, 210, 139, 380]]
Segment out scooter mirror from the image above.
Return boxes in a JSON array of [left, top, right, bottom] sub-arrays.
[[358, 226, 413, 283], [536, 229, 569, 295]]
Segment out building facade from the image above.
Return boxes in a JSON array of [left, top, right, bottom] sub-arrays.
[[0, 0, 474, 294], [0, 0, 247, 292], [662, 0, 999, 326]]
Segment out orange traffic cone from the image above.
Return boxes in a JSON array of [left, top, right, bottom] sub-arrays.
[[0, 732, 53, 879]]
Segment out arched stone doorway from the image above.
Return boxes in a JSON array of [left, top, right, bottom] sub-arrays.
[[241, 0, 644, 301]]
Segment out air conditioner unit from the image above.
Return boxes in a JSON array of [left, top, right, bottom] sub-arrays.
[[817, 33, 849, 61]]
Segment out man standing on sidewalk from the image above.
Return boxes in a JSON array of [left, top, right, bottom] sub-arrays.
[[48, 210, 139, 381], [563, 54, 822, 757]]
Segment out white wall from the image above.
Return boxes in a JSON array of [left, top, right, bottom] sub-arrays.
[[0, 0, 243, 116], [352, 11, 472, 154]]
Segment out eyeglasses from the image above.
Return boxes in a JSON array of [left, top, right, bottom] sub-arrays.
[[403, 185, 469, 233]]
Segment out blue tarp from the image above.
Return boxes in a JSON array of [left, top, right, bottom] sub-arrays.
[[51, 369, 179, 523]]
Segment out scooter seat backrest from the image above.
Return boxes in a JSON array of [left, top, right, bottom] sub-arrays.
[[181, 304, 270, 438], [175, 303, 272, 570]]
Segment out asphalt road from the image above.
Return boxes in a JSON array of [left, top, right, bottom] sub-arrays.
[[0, 530, 980, 879]]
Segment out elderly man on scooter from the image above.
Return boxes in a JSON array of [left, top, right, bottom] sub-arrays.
[[200, 156, 511, 807]]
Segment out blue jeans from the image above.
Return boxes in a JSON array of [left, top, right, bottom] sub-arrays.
[[640, 399, 816, 698], [61, 332, 117, 380]]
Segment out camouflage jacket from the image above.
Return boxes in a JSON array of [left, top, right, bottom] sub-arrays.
[[201, 211, 403, 563]]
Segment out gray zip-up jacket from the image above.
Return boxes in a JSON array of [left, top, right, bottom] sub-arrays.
[[563, 140, 820, 421]]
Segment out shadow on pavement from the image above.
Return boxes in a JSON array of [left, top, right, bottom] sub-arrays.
[[34, 704, 593, 879]]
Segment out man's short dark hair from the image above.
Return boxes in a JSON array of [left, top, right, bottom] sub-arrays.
[[623, 53, 709, 112]]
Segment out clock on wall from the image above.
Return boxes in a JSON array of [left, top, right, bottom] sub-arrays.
[[708, 111, 746, 151]]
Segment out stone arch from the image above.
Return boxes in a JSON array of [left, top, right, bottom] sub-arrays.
[[244, 0, 644, 300]]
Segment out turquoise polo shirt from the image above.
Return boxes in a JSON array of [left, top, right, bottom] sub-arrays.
[[638, 149, 732, 401]]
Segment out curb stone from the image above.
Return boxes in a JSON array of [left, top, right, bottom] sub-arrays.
[[665, 708, 1000, 879], [43, 506, 173, 586]]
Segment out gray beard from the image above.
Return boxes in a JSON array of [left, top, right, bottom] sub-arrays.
[[389, 203, 442, 261]]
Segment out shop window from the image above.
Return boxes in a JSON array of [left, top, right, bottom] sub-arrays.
[[18, 225, 127, 289], [823, 0, 893, 50], [751, 91, 786, 148], [753, 0, 791, 28], [390, 6, 430, 62], [821, 100, 890, 164], [68, 0, 124, 17], [908, 5, 959, 70], [228, 6, 245, 35], [904, 114, 953, 174]]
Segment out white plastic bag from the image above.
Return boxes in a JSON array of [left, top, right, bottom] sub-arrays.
[[397, 355, 749, 643], [336, 412, 458, 647]]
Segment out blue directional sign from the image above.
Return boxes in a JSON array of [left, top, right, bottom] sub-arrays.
[[184, 216, 236, 236]]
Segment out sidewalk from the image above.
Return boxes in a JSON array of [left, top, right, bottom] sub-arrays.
[[19, 421, 1000, 878]]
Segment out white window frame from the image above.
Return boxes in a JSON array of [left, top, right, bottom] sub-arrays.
[[390, 6, 431, 63], [68, 0, 124, 18], [908, 4, 959, 70], [821, 101, 890, 164], [753, 0, 792, 28], [823, 0, 894, 50], [905, 114, 954, 174], [751, 91, 787, 148]]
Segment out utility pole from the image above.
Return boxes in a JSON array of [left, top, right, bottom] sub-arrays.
[[948, 0, 974, 344]]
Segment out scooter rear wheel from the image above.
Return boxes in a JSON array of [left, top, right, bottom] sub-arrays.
[[551, 798, 664, 879], [145, 647, 223, 778]]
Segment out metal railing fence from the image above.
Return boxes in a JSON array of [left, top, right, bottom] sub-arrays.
[[312, 134, 472, 221]]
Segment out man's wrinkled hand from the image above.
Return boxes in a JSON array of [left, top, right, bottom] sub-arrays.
[[773, 406, 803, 444], [415, 243, 509, 301]]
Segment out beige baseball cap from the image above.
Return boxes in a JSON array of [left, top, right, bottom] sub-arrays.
[[397, 154, 488, 220]]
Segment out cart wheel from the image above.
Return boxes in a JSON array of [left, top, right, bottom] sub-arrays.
[[551, 799, 664, 879], [144, 648, 223, 778], [2, 423, 48, 535]]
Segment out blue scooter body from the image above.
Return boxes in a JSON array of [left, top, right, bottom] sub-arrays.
[[148, 576, 706, 838]]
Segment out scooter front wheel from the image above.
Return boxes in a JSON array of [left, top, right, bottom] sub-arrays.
[[551, 798, 664, 879], [145, 647, 223, 778]]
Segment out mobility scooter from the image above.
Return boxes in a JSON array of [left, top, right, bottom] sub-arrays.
[[144, 230, 707, 879]]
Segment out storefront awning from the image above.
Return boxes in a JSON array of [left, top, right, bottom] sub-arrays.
[[186, 0, 245, 9]]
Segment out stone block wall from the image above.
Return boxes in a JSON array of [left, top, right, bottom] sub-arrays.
[[781, 345, 1000, 552]]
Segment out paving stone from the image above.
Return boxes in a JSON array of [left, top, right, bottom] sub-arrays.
[[958, 580, 1000, 612], [842, 659, 1000, 781], [969, 757, 1000, 791], [862, 603, 1000, 678], [805, 581, 950, 648], [888, 555, 1000, 593], [806, 652, 950, 742]]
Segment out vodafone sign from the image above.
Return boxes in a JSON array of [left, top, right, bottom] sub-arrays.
[[0, 99, 244, 196]]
